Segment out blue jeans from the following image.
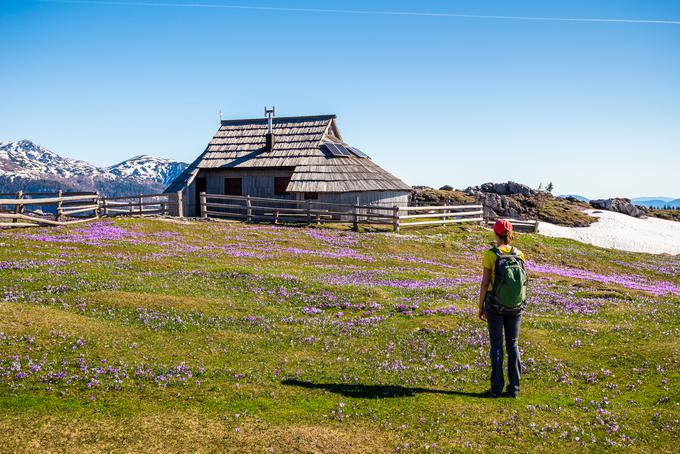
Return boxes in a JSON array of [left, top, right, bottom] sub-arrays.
[[485, 303, 521, 396]]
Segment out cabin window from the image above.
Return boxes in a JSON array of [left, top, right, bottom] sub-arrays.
[[224, 178, 242, 196], [274, 177, 290, 195], [304, 192, 318, 200]]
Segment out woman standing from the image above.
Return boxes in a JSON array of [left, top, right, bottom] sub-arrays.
[[478, 219, 527, 398]]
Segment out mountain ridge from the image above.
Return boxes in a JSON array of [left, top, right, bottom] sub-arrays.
[[0, 140, 188, 196], [557, 194, 679, 209], [632, 198, 680, 209]]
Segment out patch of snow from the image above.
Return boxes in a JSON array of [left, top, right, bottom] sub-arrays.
[[538, 209, 680, 255], [106, 154, 186, 184]]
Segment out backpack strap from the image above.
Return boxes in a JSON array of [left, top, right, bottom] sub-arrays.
[[492, 246, 517, 259], [489, 247, 503, 297], [509, 247, 526, 266]]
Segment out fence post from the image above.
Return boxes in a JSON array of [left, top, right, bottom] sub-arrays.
[[392, 205, 400, 233], [352, 196, 359, 231], [274, 209, 279, 225], [13, 190, 23, 223], [176, 191, 184, 218], [54, 190, 63, 221], [94, 191, 100, 219], [138, 194, 143, 216], [102, 197, 109, 217], [306, 199, 311, 225], [246, 195, 252, 222], [200, 192, 207, 218]]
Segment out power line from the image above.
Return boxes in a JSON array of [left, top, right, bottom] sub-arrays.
[[38, 0, 680, 26]]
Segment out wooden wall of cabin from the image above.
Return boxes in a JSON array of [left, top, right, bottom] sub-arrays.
[[315, 191, 410, 208], [183, 170, 410, 217], [184, 167, 296, 216]]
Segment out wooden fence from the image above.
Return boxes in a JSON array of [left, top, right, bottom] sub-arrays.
[[100, 193, 182, 218], [199, 193, 484, 232], [0, 188, 535, 234], [399, 205, 484, 228], [0, 191, 180, 228], [485, 217, 539, 233]]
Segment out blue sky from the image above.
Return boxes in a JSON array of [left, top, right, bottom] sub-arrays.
[[1, 0, 679, 198]]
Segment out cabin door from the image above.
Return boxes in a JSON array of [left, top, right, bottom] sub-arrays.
[[195, 177, 207, 216]]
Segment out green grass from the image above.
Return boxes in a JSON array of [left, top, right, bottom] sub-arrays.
[[0, 218, 678, 453]]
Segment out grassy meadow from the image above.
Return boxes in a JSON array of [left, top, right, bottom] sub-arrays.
[[0, 218, 678, 452]]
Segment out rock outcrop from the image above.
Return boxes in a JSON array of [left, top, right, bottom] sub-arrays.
[[463, 181, 538, 219], [412, 182, 597, 227], [474, 192, 523, 219], [465, 181, 536, 197], [589, 198, 646, 218]]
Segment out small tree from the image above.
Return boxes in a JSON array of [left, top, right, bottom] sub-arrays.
[[546, 182, 554, 193]]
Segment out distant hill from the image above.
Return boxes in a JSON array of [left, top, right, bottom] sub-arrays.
[[0, 140, 187, 196], [632, 197, 680, 209], [633, 197, 675, 203], [558, 194, 590, 203], [556, 195, 679, 209]]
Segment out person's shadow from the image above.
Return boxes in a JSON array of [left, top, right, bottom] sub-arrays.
[[282, 379, 490, 399]]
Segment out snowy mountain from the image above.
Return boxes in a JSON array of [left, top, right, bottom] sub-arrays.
[[0, 139, 99, 179], [106, 155, 187, 186], [0, 140, 187, 196]]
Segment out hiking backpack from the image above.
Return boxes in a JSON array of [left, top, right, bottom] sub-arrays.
[[488, 247, 527, 315]]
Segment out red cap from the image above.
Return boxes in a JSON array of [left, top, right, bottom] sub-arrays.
[[493, 219, 513, 236]]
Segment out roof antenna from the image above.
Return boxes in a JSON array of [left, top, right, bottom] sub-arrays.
[[264, 106, 276, 152], [218, 110, 223, 123]]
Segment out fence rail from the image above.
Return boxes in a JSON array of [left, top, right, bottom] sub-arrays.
[[485, 217, 539, 233], [0, 191, 181, 228], [199, 193, 484, 232], [100, 193, 180, 218], [398, 205, 483, 228]]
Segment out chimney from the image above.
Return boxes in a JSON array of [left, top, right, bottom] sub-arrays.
[[264, 106, 276, 152]]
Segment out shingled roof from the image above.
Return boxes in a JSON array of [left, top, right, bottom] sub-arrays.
[[165, 115, 411, 193]]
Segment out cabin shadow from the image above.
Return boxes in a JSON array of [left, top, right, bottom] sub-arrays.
[[281, 379, 490, 399]]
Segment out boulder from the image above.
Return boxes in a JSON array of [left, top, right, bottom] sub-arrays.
[[439, 185, 453, 191], [479, 182, 497, 193], [589, 198, 646, 218], [476, 192, 523, 219], [507, 181, 535, 196], [476, 181, 535, 196]]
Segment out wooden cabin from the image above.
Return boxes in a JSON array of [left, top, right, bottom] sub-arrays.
[[165, 113, 412, 217]]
